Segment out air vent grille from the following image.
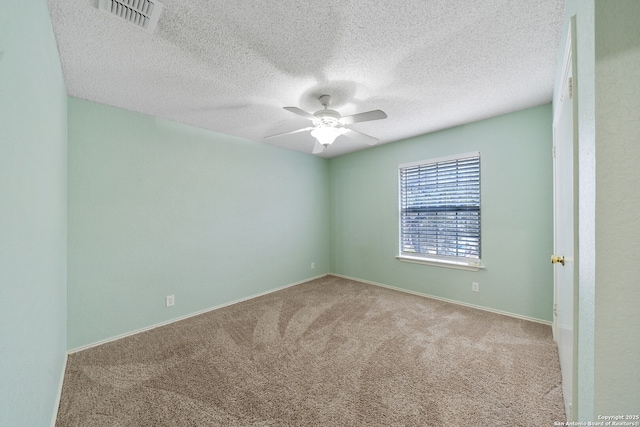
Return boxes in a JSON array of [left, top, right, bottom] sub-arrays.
[[98, 0, 164, 33]]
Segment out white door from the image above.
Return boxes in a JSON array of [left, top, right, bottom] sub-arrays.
[[552, 24, 576, 421]]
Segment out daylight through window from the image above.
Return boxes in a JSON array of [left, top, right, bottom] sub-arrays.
[[399, 152, 480, 264]]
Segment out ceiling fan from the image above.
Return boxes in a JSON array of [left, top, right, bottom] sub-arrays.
[[265, 95, 387, 154]]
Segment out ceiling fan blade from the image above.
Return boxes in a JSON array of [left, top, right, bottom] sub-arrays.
[[342, 128, 379, 145], [312, 141, 325, 154], [340, 110, 387, 125], [283, 107, 317, 121], [264, 127, 314, 139]]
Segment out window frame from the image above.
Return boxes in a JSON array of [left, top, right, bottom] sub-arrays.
[[396, 152, 484, 271]]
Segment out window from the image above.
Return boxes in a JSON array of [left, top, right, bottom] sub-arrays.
[[398, 152, 481, 270]]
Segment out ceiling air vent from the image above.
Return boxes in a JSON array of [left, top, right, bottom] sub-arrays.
[[98, 0, 164, 34]]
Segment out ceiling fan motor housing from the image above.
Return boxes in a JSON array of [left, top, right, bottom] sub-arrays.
[[313, 109, 341, 127]]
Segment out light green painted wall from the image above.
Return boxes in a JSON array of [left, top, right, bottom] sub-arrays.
[[0, 1, 68, 426], [67, 98, 330, 350], [329, 105, 554, 322], [594, 0, 640, 415]]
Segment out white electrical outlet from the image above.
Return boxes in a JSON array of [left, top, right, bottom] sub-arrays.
[[472, 282, 479, 292], [166, 295, 175, 307], [311, 262, 315, 269]]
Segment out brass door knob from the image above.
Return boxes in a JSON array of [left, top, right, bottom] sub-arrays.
[[551, 255, 565, 266]]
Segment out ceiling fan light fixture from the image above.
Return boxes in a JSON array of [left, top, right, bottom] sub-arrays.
[[311, 126, 341, 146], [265, 96, 387, 153]]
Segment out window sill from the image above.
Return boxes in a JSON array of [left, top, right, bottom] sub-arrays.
[[396, 255, 485, 271]]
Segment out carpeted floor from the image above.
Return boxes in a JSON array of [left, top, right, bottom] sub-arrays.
[[56, 276, 566, 426]]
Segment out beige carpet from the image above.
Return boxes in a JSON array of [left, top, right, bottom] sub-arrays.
[[56, 276, 565, 426]]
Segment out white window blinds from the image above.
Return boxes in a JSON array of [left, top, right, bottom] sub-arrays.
[[399, 153, 480, 261]]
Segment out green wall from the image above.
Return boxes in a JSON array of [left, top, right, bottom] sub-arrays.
[[593, 0, 640, 415], [0, 1, 68, 426], [67, 98, 330, 349], [329, 105, 554, 322]]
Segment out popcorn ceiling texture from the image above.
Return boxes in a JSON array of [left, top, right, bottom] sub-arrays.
[[47, 0, 564, 157]]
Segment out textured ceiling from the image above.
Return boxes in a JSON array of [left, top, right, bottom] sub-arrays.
[[47, 0, 565, 158]]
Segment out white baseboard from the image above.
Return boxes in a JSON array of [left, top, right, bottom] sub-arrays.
[[68, 274, 329, 354], [67, 272, 549, 355], [50, 352, 67, 427], [330, 273, 552, 326]]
